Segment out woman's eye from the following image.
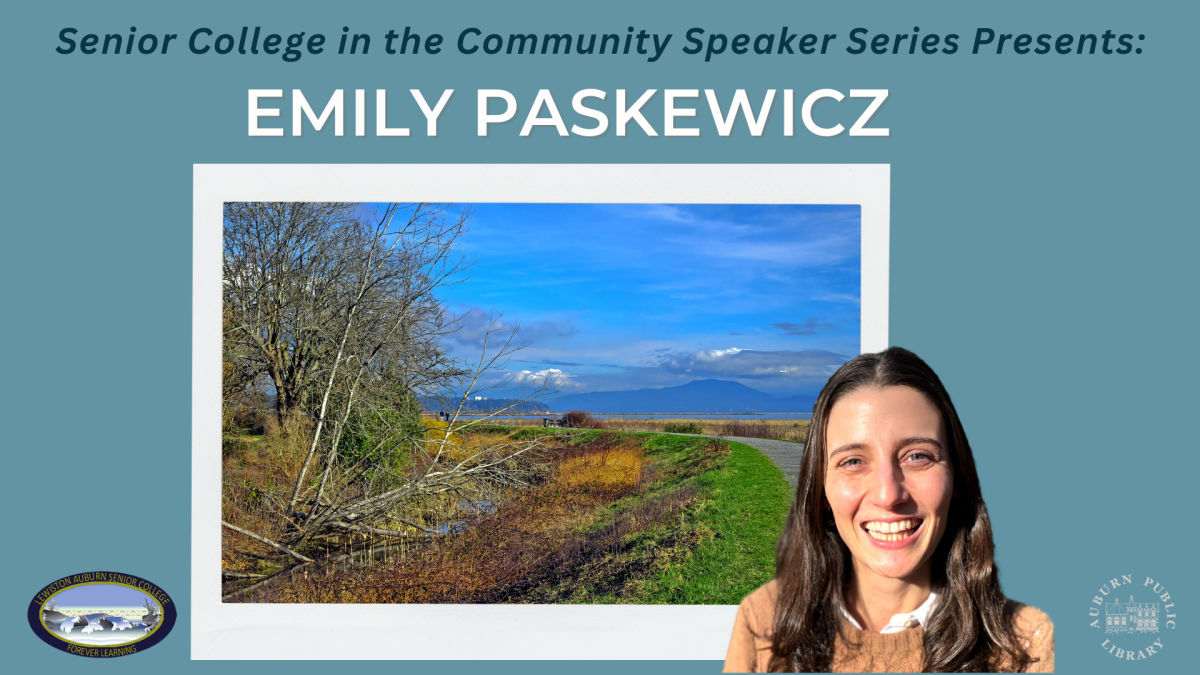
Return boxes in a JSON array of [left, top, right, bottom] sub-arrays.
[[838, 457, 864, 468], [906, 451, 934, 463]]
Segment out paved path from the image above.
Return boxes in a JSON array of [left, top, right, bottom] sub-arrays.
[[665, 433, 805, 489], [727, 436, 805, 489]]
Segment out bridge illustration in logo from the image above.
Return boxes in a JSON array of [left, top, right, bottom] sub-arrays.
[[1105, 595, 1160, 634]]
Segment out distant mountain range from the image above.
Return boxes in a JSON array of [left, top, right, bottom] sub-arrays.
[[421, 398, 551, 414], [549, 379, 816, 414]]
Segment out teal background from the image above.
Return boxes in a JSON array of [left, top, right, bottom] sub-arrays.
[[3, 0, 1194, 672]]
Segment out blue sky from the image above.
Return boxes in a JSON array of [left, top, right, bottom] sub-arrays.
[[409, 203, 860, 397], [52, 584, 156, 609]]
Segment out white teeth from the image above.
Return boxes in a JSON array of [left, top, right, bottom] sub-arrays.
[[864, 519, 920, 540]]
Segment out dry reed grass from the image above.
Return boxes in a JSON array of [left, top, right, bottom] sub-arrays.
[[422, 418, 516, 463], [557, 443, 644, 488], [222, 418, 314, 573], [488, 415, 809, 443], [596, 417, 810, 443], [222, 416, 549, 576], [240, 433, 683, 603]]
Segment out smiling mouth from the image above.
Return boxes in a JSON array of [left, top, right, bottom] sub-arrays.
[[862, 518, 923, 542]]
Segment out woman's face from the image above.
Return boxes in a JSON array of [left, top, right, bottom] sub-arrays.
[[824, 385, 954, 583]]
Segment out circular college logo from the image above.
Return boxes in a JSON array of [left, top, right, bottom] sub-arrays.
[[1089, 574, 1176, 662], [27, 571, 176, 658]]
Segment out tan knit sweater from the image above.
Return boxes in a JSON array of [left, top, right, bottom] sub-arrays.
[[724, 581, 1054, 672]]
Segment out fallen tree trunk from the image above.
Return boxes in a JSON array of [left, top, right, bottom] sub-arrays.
[[222, 521, 314, 563], [330, 520, 446, 538]]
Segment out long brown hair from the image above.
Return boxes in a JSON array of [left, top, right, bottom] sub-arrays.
[[769, 347, 1032, 672]]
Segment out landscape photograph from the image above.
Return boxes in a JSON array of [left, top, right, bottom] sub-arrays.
[[220, 201, 861, 604]]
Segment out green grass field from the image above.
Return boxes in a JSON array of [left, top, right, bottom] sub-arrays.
[[635, 436, 792, 604]]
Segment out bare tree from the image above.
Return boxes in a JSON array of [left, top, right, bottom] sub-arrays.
[[224, 202, 363, 425], [222, 202, 562, 564]]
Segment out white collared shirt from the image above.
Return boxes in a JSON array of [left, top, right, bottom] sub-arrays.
[[842, 589, 938, 634]]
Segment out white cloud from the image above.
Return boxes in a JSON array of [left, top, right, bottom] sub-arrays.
[[655, 348, 847, 381], [698, 347, 743, 359], [507, 367, 581, 389], [677, 232, 858, 266]]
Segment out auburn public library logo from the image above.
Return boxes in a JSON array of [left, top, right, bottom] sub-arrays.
[[1089, 574, 1176, 662], [27, 571, 176, 658]]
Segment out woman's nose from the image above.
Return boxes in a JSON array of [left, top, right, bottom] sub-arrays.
[[869, 461, 908, 507]]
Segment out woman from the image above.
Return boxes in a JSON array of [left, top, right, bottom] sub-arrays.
[[724, 348, 1053, 672]]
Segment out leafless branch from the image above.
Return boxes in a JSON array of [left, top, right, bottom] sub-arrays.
[[222, 520, 313, 563]]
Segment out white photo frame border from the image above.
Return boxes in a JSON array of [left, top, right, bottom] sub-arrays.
[[192, 164, 890, 660]]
